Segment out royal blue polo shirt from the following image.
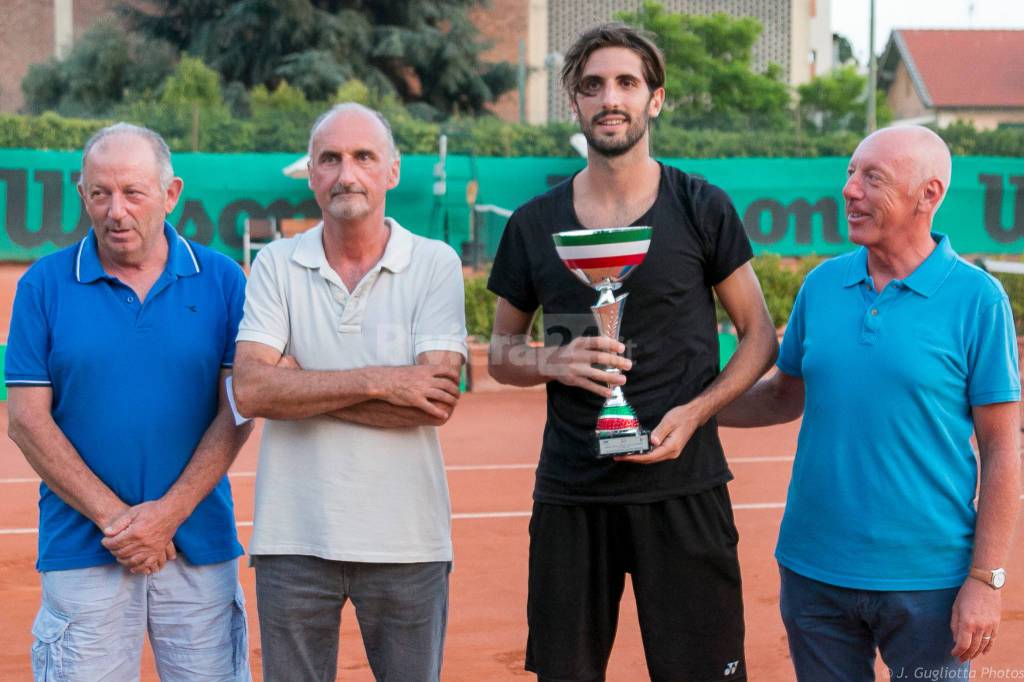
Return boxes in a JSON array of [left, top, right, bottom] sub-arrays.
[[775, 233, 1020, 590], [6, 223, 246, 571]]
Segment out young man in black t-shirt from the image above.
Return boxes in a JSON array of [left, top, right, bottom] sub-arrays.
[[487, 23, 778, 682]]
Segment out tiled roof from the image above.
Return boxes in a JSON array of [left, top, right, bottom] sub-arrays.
[[893, 29, 1024, 108]]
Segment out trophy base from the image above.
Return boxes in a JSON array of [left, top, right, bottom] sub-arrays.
[[597, 431, 651, 458], [595, 392, 648, 458]]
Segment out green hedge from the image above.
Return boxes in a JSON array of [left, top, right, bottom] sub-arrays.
[[0, 111, 112, 150], [466, 255, 822, 340], [464, 275, 498, 340], [6, 110, 1024, 157], [464, 273, 544, 341], [651, 126, 861, 158], [469, 257, 1024, 340], [712, 255, 819, 329], [748, 254, 822, 327]]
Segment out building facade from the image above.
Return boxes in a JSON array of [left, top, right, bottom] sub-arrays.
[[475, 0, 833, 123], [0, 0, 116, 113]]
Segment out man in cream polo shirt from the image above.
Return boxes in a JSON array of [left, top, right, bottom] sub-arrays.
[[232, 103, 466, 682]]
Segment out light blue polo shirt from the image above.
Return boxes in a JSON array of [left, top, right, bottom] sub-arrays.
[[6, 223, 246, 571], [776, 233, 1019, 590]]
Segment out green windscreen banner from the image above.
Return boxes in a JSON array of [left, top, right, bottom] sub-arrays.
[[1, 149, 1023, 261]]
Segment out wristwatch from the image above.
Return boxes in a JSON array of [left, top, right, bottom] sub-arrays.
[[969, 567, 1006, 589]]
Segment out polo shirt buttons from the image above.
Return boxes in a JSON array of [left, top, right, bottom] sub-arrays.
[[862, 305, 882, 339], [126, 296, 134, 303]]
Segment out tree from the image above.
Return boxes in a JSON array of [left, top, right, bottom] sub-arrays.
[[21, 18, 176, 116], [798, 65, 892, 133], [833, 33, 856, 66], [160, 56, 224, 109], [617, 2, 791, 130], [121, 0, 516, 117], [160, 56, 226, 150], [21, 61, 65, 114]]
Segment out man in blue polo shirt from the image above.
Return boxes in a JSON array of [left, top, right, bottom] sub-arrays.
[[719, 125, 1020, 680], [6, 123, 254, 681]]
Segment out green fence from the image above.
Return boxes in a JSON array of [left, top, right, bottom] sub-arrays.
[[3, 150, 1024, 260]]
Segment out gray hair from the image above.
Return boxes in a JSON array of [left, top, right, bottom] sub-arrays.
[[308, 103, 399, 159], [80, 123, 174, 190]]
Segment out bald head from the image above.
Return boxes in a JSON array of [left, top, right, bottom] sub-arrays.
[[308, 103, 398, 160], [856, 125, 952, 209]]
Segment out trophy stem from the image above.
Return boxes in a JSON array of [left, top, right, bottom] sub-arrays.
[[591, 292, 626, 343], [595, 283, 617, 305], [590, 292, 649, 456], [606, 385, 627, 406]]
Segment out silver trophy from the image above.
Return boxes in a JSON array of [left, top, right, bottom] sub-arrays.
[[552, 226, 653, 457]]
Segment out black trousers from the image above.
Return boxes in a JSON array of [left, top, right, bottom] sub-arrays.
[[526, 486, 747, 682]]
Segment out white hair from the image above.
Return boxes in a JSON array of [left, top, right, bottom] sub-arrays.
[[81, 122, 174, 190], [308, 103, 399, 159]]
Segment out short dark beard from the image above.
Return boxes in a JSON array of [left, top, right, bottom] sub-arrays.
[[575, 97, 652, 158]]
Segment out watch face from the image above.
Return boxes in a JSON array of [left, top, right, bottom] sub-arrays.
[[992, 571, 1006, 588]]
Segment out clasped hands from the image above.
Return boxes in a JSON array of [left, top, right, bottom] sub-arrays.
[[101, 499, 183, 575]]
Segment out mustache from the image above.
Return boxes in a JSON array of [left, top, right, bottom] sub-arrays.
[[592, 109, 631, 125], [330, 183, 366, 197]]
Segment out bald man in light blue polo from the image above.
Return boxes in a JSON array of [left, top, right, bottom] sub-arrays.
[[719, 125, 1020, 680]]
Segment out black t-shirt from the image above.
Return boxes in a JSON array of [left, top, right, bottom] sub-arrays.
[[487, 163, 753, 503]]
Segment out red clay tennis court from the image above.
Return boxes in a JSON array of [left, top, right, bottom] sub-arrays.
[[0, 262, 1021, 680]]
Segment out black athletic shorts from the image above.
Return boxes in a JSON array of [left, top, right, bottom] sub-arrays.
[[525, 485, 746, 682]]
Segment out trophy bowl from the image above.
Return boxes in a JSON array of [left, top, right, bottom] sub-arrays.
[[552, 226, 652, 457], [552, 226, 651, 290]]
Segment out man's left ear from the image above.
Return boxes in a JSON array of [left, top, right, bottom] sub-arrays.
[[649, 87, 666, 117], [389, 155, 401, 190], [164, 177, 184, 213], [919, 178, 944, 212]]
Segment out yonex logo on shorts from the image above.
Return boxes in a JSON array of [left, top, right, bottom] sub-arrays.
[[723, 660, 739, 675]]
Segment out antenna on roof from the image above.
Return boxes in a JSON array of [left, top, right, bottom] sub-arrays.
[[867, 0, 877, 132]]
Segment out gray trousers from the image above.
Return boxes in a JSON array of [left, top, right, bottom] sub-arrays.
[[253, 555, 449, 682]]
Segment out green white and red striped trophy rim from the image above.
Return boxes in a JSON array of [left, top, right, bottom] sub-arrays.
[[552, 226, 652, 287], [596, 403, 641, 437]]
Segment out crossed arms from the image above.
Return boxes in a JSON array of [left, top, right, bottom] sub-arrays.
[[7, 368, 253, 574], [231, 342, 464, 428]]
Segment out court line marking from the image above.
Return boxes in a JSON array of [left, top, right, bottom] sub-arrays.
[[0, 505, 781, 535], [0, 504, 785, 534], [0, 457, 796, 485], [6, 497, 1024, 535]]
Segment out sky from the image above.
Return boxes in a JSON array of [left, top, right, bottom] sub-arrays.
[[831, 0, 1024, 63]]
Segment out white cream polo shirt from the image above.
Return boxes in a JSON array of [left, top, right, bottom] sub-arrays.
[[238, 218, 467, 563]]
